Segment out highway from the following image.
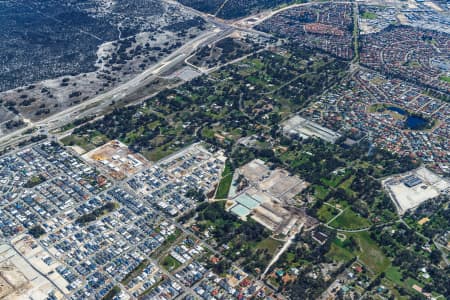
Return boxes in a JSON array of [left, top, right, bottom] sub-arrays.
[[0, 24, 234, 152], [0, 0, 306, 153], [0, 0, 284, 152]]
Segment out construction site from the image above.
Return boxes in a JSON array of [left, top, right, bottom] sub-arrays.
[[383, 167, 450, 214], [0, 240, 63, 300], [82, 140, 149, 180], [228, 159, 309, 235]]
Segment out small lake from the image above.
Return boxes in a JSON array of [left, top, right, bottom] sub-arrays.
[[405, 115, 428, 130], [386, 106, 428, 130], [387, 106, 407, 115]]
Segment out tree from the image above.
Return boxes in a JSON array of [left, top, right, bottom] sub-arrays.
[[430, 249, 441, 265]]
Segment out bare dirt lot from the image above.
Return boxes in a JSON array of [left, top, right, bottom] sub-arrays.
[[383, 167, 450, 214], [0, 275, 13, 299], [0, 242, 63, 300], [83, 140, 150, 180]]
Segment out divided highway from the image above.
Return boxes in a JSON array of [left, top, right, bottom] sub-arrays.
[[0, 25, 233, 152]]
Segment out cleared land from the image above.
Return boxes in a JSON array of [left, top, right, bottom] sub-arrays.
[[383, 167, 450, 214], [82, 140, 149, 180]]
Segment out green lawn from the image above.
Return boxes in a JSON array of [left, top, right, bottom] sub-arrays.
[[385, 266, 403, 285], [405, 60, 421, 68], [314, 185, 329, 200], [386, 267, 443, 298], [317, 204, 339, 223], [201, 127, 215, 139], [61, 133, 109, 152], [338, 176, 356, 197], [24, 174, 46, 188], [321, 174, 345, 188], [348, 231, 390, 274], [405, 277, 424, 290], [327, 198, 349, 210], [329, 209, 371, 230], [256, 237, 283, 254], [326, 241, 355, 263], [361, 11, 377, 19], [144, 147, 176, 162], [368, 103, 386, 113], [161, 255, 182, 271], [215, 161, 234, 199], [439, 75, 450, 83], [381, 278, 410, 300]]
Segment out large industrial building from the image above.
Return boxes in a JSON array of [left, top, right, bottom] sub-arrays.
[[282, 115, 341, 144]]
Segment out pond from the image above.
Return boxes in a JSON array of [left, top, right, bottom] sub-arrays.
[[386, 106, 429, 130], [387, 106, 407, 115], [405, 115, 428, 130]]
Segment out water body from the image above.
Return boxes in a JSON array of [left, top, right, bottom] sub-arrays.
[[387, 106, 407, 115], [405, 115, 428, 130], [386, 106, 428, 130]]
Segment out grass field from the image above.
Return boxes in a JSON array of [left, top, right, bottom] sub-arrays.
[[143, 147, 176, 162], [215, 161, 234, 199], [321, 174, 345, 188], [161, 255, 182, 271], [386, 266, 402, 284], [368, 103, 386, 113], [256, 237, 283, 254], [327, 241, 355, 263], [361, 11, 377, 19], [381, 277, 410, 300], [327, 198, 349, 210], [314, 185, 329, 200], [439, 75, 450, 83], [405, 60, 421, 68], [61, 132, 109, 152], [349, 231, 390, 274], [317, 204, 339, 223], [386, 266, 432, 296], [338, 176, 356, 197], [329, 209, 371, 230]]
